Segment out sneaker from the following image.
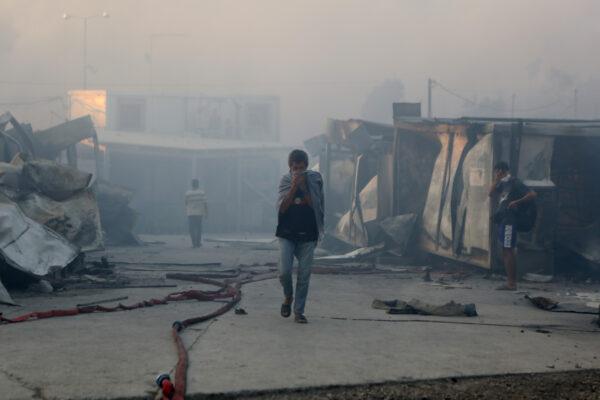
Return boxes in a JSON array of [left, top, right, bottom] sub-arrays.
[[280, 303, 291, 318], [294, 314, 308, 324]]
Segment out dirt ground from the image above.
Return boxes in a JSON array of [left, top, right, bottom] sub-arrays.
[[201, 369, 600, 400]]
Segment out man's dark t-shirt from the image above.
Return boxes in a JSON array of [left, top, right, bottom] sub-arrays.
[[276, 188, 319, 242], [494, 177, 530, 225]]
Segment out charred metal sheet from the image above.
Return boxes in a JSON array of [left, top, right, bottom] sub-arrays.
[[335, 156, 371, 247], [453, 133, 493, 265], [379, 213, 416, 254], [0, 194, 78, 278], [0, 112, 37, 160], [18, 189, 103, 252], [326, 119, 394, 149], [393, 116, 600, 271], [34, 115, 97, 159], [420, 125, 470, 255], [391, 128, 441, 217], [518, 136, 554, 181], [521, 122, 600, 137], [22, 159, 93, 201]]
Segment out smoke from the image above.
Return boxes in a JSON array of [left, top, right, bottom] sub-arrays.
[[361, 79, 405, 124], [2, 0, 600, 136], [0, 17, 17, 56]]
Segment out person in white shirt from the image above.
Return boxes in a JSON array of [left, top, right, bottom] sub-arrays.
[[185, 179, 208, 248]]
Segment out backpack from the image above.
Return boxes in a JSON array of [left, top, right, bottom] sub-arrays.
[[492, 178, 538, 233], [515, 200, 537, 233]]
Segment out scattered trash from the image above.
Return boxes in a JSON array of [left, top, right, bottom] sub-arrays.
[[523, 273, 554, 283], [372, 298, 478, 317], [315, 243, 385, 263], [525, 295, 558, 310], [428, 281, 473, 290], [234, 308, 247, 315], [525, 294, 598, 315]]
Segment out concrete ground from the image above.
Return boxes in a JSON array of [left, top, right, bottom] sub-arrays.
[[1, 235, 599, 400]]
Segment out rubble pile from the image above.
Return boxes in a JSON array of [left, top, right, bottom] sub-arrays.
[[0, 112, 137, 305], [306, 119, 422, 262], [96, 181, 139, 246]]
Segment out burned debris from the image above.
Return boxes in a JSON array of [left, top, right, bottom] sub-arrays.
[[306, 113, 600, 282], [0, 112, 138, 305]]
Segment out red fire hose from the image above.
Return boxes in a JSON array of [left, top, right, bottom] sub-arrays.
[[0, 268, 371, 398], [0, 275, 242, 400]]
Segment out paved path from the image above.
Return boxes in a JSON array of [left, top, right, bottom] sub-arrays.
[[1, 236, 598, 399]]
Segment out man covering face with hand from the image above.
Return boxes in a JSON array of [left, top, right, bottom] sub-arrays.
[[275, 149, 324, 324]]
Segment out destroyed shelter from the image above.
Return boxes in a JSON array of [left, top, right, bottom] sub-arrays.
[[70, 90, 291, 234], [0, 112, 107, 305], [308, 111, 600, 276]]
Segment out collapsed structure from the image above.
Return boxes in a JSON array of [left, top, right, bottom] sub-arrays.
[[0, 112, 137, 305], [307, 110, 600, 276]]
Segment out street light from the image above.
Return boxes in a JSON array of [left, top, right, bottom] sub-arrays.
[[62, 11, 110, 89]]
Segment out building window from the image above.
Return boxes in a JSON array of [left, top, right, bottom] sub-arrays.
[[117, 98, 146, 132], [245, 103, 271, 138]]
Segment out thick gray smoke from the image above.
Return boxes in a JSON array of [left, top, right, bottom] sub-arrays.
[[2, 0, 600, 138]]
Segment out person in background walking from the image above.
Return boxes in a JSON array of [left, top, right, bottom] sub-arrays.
[[185, 179, 208, 248]]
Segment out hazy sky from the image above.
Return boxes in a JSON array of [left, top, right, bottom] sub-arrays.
[[1, 0, 599, 142]]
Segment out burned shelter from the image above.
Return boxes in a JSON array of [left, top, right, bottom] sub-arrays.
[[309, 114, 600, 276]]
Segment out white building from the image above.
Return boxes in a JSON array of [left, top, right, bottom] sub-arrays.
[[70, 90, 289, 234]]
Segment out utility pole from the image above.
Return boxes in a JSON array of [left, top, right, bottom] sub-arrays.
[[62, 11, 110, 90], [83, 18, 88, 89], [427, 78, 433, 118], [511, 93, 516, 118], [574, 88, 578, 118]]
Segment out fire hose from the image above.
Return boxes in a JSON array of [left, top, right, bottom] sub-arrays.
[[0, 266, 406, 399], [0, 275, 243, 400]]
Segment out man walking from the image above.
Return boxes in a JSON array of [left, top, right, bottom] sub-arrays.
[[489, 162, 536, 290], [185, 179, 208, 248], [276, 149, 324, 323]]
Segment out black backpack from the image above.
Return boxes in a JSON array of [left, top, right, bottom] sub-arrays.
[[492, 178, 538, 233], [515, 200, 537, 233]]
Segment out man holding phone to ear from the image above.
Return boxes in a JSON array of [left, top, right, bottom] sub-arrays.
[[276, 149, 324, 324]]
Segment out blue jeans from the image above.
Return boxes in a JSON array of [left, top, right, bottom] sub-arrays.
[[278, 238, 317, 315]]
